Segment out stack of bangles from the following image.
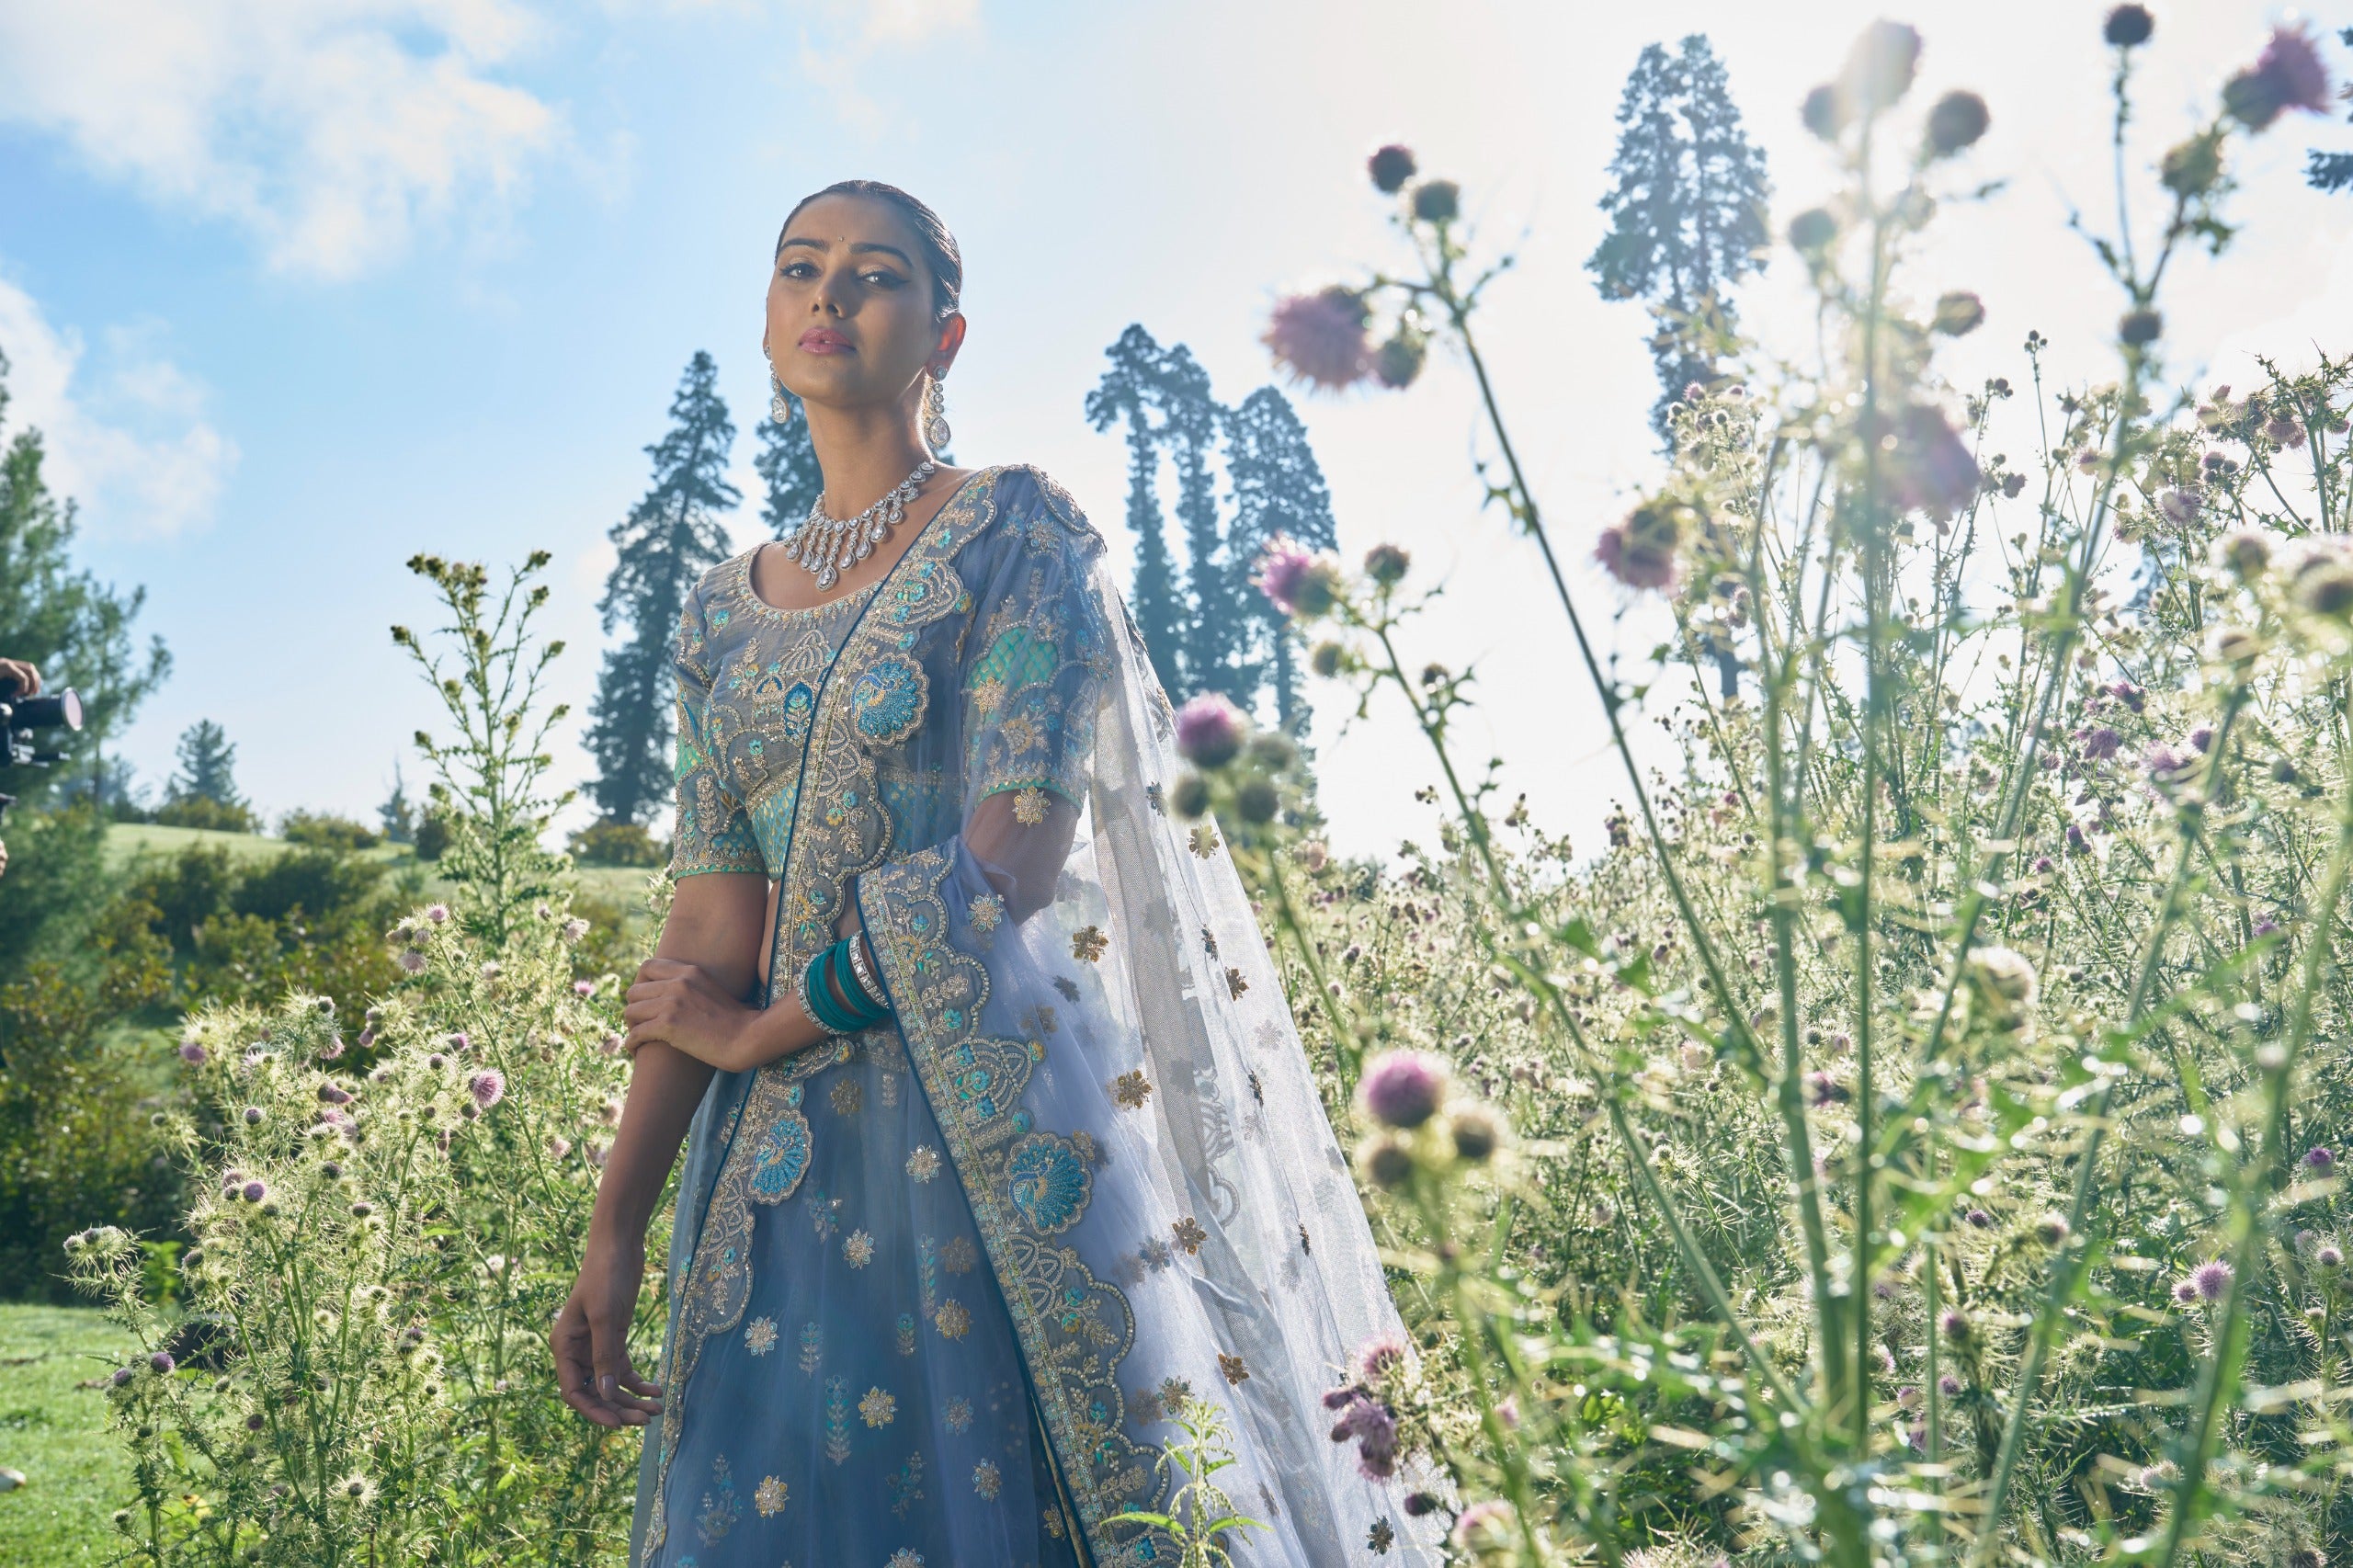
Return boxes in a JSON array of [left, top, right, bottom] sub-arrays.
[[801, 931, 893, 1036]]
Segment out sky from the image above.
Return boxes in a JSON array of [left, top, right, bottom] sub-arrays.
[[0, 0, 2348, 861]]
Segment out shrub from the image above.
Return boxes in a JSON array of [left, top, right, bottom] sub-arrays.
[[152, 796, 258, 835], [565, 820, 665, 869], [411, 811, 451, 862], [278, 811, 380, 852]]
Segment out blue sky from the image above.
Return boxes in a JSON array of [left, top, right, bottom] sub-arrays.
[[1, 0, 2347, 858]]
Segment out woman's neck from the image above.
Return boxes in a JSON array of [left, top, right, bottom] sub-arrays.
[[803, 402, 934, 517]]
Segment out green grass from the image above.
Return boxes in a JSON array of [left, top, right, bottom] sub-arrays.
[[0, 1305, 134, 1565]]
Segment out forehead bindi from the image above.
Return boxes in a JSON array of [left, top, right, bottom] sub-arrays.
[[782, 199, 918, 261]]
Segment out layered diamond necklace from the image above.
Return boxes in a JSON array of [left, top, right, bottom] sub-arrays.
[[781, 459, 937, 592]]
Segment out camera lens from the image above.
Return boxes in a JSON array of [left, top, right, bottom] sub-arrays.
[[13, 690, 83, 733]]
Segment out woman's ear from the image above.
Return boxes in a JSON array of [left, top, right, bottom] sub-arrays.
[[934, 312, 968, 370]]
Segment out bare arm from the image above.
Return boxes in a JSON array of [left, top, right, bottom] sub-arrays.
[[559, 871, 782, 1427]]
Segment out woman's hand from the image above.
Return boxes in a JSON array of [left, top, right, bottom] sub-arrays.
[[622, 957, 770, 1071], [553, 1232, 662, 1428]]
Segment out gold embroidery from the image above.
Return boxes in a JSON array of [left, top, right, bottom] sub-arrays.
[[860, 1386, 897, 1427], [1172, 1216, 1207, 1255], [1013, 786, 1050, 825], [1218, 1352, 1249, 1386], [845, 1230, 875, 1267], [973, 1459, 1002, 1500], [1188, 824, 1220, 858], [830, 1075, 862, 1116], [755, 1476, 788, 1517], [906, 1144, 941, 1182], [1112, 1071, 1154, 1111], [1072, 926, 1108, 962], [936, 1300, 971, 1339], [745, 1316, 778, 1357], [1225, 966, 1249, 1000]]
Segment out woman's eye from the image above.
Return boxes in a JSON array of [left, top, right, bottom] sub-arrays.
[[862, 270, 904, 289], [781, 261, 815, 279]]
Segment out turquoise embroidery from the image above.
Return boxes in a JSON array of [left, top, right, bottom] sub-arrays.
[[1006, 1134, 1092, 1234], [781, 680, 815, 742], [850, 656, 928, 746], [747, 1085, 810, 1202], [694, 1453, 740, 1545]]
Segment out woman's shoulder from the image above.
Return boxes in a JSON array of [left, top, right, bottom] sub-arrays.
[[961, 463, 1105, 563]]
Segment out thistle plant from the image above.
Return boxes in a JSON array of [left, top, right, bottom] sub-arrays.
[[1216, 13, 2352, 1565], [69, 553, 664, 1565]]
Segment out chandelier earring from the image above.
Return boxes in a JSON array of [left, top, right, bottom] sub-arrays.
[[764, 345, 792, 426], [922, 372, 951, 452]]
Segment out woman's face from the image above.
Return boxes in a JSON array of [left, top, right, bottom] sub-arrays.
[[765, 194, 959, 415]]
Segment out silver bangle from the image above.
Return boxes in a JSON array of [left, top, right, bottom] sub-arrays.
[[846, 929, 888, 1013]]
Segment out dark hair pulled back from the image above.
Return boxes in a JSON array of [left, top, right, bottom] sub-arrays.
[[778, 180, 962, 324]]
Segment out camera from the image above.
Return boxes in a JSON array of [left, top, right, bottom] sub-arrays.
[[0, 678, 83, 826]]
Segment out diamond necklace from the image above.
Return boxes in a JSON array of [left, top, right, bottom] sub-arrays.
[[782, 459, 938, 592]]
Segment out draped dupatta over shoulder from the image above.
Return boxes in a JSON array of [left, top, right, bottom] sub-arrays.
[[633, 467, 1437, 1566]]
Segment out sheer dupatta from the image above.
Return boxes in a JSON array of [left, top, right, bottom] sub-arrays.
[[855, 471, 1436, 1563]]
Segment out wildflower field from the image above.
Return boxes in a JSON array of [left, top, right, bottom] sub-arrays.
[[47, 13, 2353, 1566]]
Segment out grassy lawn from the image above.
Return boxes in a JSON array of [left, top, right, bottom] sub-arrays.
[[0, 1304, 133, 1566]]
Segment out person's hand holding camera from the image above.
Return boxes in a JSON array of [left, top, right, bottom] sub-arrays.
[[0, 658, 49, 880]]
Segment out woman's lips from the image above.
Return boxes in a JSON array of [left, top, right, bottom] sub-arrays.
[[798, 328, 853, 355]]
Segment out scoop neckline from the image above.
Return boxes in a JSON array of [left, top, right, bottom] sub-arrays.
[[729, 550, 883, 619]]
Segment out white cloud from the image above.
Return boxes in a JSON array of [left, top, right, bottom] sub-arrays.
[[0, 278, 238, 539], [793, 0, 981, 134], [0, 0, 563, 278]]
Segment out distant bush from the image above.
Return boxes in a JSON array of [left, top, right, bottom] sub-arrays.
[[152, 796, 257, 834], [278, 809, 379, 851], [412, 810, 451, 861], [566, 818, 665, 867]]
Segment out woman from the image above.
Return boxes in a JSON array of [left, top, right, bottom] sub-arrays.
[[555, 180, 1430, 1567]]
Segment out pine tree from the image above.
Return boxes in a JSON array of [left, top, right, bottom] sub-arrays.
[[585, 352, 741, 824], [1150, 344, 1239, 702], [1223, 386, 1336, 733], [379, 762, 415, 845], [756, 389, 824, 539], [168, 721, 243, 807], [0, 347, 172, 804], [1085, 325, 1187, 696], [1587, 35, 1770, 445]]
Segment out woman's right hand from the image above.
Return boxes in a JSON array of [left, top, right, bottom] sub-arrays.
[[554, 1232, 664, 1427]]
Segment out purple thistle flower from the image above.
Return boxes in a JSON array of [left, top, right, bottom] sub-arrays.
[[1451, 1500, 1516, 1551], [1367, 143, 1416, 194], [2191, 1259, 2234, 1301], [468, 1070, 506, 1109], [1896, 1384, 1924, 1410], [425, 903, 450, 925], [318, 1083, 351, 1105], [2143, 741, 2193, 783], [2224, 25, 2333, 131], [1263, 288, 1371, 392], [2107, 680, 2146, 713], [1175, 693, 1246, 767], [2320, 1244, 2346, 1268], [1966, 1208, 1995, 1228], [1253, 541, 1311, 613], [2078, 726, 2123, 762], [397, 949, 427, 974], [242, 1180, 267, 1204], [2303, 1147, 2335, 1174], [242, 1106, 265, 1126], [2066, 823, 2088, 853], [1358, 1051, 1449, 1129], [1595, 503, 1685, 592], [447, 1031, 470, 1052], [2159, 488, 2201, 527], [178, 1040, 207, 1064], [111, 1366, 135, 1386], [573, 980, 595, 996], [1938, 1374, 1963, 1397], [1884, 403, 1980, 518], [356, 1028, 376, 1049], [1940, 1310, 1972, 1341], [1354, 1334, 1410, 1383], [149, 1351, 175, 1375], [2173, 1278, 2201, 1304]]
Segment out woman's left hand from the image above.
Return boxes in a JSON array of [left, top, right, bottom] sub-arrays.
[[623, 958, 764, 1071]]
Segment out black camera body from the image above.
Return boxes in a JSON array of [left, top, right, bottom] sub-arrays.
[[0, 684, 84, 824]]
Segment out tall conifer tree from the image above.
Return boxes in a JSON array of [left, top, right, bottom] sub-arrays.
[[167, 721, 243, 808], [756, 389, 824, 538], [1588, 35, 1770, 445], [1085, 326, 1186, 696], [1224, 387, 1336, 733], [585, 352, 740, 824], [0, 347, 171, 803], [1150, 344, 1238, 702]]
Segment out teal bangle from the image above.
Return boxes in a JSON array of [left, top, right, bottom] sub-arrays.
[[801, 939, 891, 1035], [801, 946, 861, 1035]]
